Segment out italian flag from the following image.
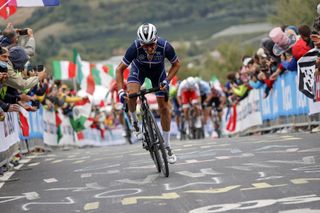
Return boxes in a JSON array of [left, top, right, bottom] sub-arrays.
[[91, 63, 114, 87], [52, 60, 76, 80], [74, 49, 95, 95], [70, 98, 93, 132]]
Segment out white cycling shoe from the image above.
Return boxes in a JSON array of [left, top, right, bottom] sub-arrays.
[[166, 147, 177, 164], [132, 121, 143, 140]]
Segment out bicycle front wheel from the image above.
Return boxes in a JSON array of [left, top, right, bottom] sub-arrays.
[[147, 111, 169, 177]]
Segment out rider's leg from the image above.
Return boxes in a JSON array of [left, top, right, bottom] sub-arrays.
[[192, 99, 202, 128], [157, 96, 171, 147], [127, 82, 141, 132], [157, 96, 177, 164]]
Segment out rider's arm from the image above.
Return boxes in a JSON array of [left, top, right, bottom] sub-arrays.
[[164, 41, 181, 81], [116, 41, 137, 90], [116, 62, 128, 91], [167, 60, 181, 82]]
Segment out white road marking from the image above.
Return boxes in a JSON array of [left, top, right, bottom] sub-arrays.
[[22, 197, 75, 211], [46, 183, 105, 192], [28, 163, 40, 167], [43, 178, 58, 183]]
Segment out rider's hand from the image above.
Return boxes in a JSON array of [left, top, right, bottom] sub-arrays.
[[118, 89, 127, 104], [160, 79, 169, 90]]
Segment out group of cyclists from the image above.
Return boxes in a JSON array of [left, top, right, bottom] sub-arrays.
[[115, 23, 225, 165]]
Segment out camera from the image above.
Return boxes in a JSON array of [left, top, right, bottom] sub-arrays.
[[31, 100, 40, 109], [16, 29, 28, 36], [32, 64, 44, 72]]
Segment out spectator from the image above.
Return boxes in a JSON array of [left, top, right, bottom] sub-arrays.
[[269, 27, 297, 57], [2, 46, 46, 91]]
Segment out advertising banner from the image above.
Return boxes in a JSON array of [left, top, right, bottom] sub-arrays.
[[0, 112, 20, 152], [43, 110, 57, 146]]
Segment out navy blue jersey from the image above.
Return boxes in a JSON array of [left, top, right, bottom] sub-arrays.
[[122, 37, 178, 72]]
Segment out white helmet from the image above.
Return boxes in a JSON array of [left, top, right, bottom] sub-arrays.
[[186, 77, 196, 88], [137, 23, 158, 44]]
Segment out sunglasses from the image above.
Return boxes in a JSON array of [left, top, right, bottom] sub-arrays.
[[141, 42, 157, 48]]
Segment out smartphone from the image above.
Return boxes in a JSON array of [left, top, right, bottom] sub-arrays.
[[18, 29, 28, 35], [37, 65, 44, 72]]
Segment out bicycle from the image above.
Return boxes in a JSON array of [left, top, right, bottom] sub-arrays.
[[179, 104, 204, 140], [128, 87, 170, 177]]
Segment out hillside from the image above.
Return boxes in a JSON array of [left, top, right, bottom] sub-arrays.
[[0, 0, 276, 67]]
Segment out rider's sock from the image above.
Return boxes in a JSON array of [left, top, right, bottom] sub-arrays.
[[131, 112, 138, 123], [205, 122, 211, 132], [162, 131, 170, 148]]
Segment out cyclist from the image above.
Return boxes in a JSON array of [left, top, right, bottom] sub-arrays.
[[204, 84, 226, 129], [116, 23, 180, 164], [169, 82, 182, 140], [177, 77, 202, 135], [194, 77, 211, 138], [109, 80, 128, 136]]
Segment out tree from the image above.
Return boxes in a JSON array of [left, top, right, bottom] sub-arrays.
[[269, 0, 318, 26]]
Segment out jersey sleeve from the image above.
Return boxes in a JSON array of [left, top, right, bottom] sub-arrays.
[[122, 41, 137, 66], [164, 41, 178, 64]]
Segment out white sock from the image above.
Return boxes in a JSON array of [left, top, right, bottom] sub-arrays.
[[162, 131, 170, 148], [205, 122, 211, 132], [131, 112, 138, 123]]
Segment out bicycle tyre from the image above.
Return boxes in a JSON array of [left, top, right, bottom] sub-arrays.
[[144, 115, 161, 173], [147, 111, 169, 177]]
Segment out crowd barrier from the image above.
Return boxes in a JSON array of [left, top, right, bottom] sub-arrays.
[[1, 70, 319, 166], [222, 70, 320, 136], [0, 107, 126, 167]]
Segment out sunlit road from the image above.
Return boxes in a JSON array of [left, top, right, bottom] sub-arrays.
[[1, 133, 320, 213]]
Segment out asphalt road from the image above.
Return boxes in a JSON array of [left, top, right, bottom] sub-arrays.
[[1, 133, 320, 213]]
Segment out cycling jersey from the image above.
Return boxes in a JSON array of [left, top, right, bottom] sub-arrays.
[[198, 80, 211, 96], [122, 37, 178, 97], [177, 79, 200, 107]]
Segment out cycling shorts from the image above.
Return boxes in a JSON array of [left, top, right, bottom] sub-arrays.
[[127, 62, 168, 97]]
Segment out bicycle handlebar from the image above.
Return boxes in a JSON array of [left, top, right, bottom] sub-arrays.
[[128, 87, 159, 98]]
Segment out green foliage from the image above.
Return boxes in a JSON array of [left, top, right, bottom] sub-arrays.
[[11, 0, 275, 66], [269, 0, 319, 26]]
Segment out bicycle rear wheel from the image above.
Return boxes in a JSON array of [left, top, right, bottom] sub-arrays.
[[147, 111, 169, 177]]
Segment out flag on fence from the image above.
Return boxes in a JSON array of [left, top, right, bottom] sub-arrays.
[[70, 97, 93, 132], [297, 48, 319, 99], [74, 49, 95, 95], [9, 0, 60, 7], [226, 105, 237, 132], [55, 111, 62, 143], [52, 61, 76, 80], [19, 107, 29, 137]]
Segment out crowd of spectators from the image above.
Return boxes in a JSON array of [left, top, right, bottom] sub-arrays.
[[0, 23, 93, 175], [222, 16, 319, 106]]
